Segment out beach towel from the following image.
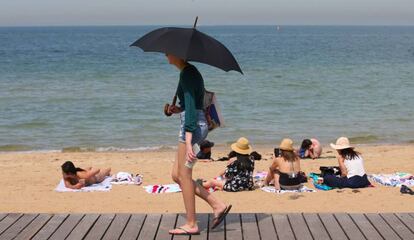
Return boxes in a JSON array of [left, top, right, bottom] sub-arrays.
[[369, 172, 414, 187], [111, 172, 143, 185], [261, 185, 316, 194], [143, 184, 182, 193], [55, 177, 112, 192], [309, 172, 333, 191]]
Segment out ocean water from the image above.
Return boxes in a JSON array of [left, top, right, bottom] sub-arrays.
[[0, 26, 413, 152]]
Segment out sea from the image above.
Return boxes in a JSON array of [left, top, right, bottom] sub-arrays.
[[0, 25, 413, 152]]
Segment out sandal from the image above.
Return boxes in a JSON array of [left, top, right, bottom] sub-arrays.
[[169, 227, 200, 235], [211, 205, 232, 229], [400, 185, 414, 195]]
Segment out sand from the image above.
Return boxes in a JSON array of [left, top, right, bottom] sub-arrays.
[[0, 144, 413, 214]]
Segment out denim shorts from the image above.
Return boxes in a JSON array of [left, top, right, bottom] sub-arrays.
[[178, 110, 208, 145]]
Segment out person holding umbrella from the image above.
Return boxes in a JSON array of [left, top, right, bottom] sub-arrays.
[[165, 54, 231, 235], [131, 17, 241, 235]]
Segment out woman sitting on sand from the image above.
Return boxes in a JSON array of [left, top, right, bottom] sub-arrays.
[[263, 138, 303, 190], [323, 137, 370, 188], [298, 138, 322, 159], [61, 161, 111, 189], [201, 137, 255, 192]]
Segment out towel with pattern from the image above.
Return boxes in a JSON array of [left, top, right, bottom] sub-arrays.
[[261, 185, 316, 194], [55, 177, 112, 192], [369, 172, 414, 187], [143, 184, 182, 193]]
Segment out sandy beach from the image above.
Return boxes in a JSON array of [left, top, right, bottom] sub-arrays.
[[0, 144, 413, 214]]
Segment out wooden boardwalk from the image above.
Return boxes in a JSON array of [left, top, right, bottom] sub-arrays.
[[0, 213, 413, 240]]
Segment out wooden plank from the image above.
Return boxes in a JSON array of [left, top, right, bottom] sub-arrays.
[[0, 213, 22, 235], [241, 213, 260, 240], [137, 214, 161, 240], [14, 214, 52, 240], [66, 214, 100, 240], [318, 213, 347, 240], [192, 213, 209, 240], [120, 214, 146, 240], [0, 213, 37, 240], [256, 213, 278, 240], [154, 214, 176, 240], [381, 213, 414, 240], [31, 214, 68, 240], [303, 213, 330, 240], [334, 213, 365, 240], [102, 214, 131, 240], [84, 214, 115, 240], [49, 214, 84, 240], [349, 213, 382, 240], [272, 214, 295, 240], [225, 213, 242, 240], [365, 213, 401, 240], [172, 214, 190, 240], [208, 213, 225, 240], [395, 213, 414, 233], [288, 213, 312, 240]]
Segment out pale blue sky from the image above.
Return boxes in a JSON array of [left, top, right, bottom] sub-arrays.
[[1, 0, 414, 26]]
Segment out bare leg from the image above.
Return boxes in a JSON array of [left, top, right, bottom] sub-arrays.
[[170, 143, 227, 232], [202, 179, 225, 191], [273, 172, 281, 190], [95, 168, 111, 182]]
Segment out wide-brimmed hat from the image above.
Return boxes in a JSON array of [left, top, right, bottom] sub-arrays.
[[330, 137, 354, 150], [279, 138, 294, 151], [200, 140, 214, 149], [231, 137, 252, 155]]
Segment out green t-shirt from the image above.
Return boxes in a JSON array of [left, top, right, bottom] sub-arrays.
[[176, 64, 205, 133]]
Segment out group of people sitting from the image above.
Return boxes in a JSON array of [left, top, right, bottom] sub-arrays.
[[198, 136, 371, 192], [60, 136, 371, 192]]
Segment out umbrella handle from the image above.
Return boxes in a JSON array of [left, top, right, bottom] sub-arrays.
[[164, 95, 177, 117], [193, 16, 198, 29]]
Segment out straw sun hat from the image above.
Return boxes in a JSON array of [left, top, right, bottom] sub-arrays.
[[231, 137, 252, 155], [279, 138, 294, 151], [330, 137, 354, 150]]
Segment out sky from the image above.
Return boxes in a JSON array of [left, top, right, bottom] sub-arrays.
[[1, 0, 414, 26]]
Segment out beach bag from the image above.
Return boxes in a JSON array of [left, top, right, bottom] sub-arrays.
[[203, 90, 224, 131], [320, 166, 341, 177]]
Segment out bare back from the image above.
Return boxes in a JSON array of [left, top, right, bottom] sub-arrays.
[[275, 156, 301, 173]]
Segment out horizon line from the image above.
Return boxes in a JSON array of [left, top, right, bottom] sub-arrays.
[[1, 23, 414, 28]]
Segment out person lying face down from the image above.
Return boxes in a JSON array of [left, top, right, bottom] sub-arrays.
[[196, 140, 214, 160], [61, 161, 111, 189]]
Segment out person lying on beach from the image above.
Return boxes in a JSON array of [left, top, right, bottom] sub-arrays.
[[196, 139, 214, 160], [298, 138, 322, 159], [263, 138, 303, 190], [201, 137, 255, 192], [61, 161, 111, 189], [323, 137, 371, 189]]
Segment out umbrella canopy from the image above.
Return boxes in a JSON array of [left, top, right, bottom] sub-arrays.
[[130, 26, 243, 74]]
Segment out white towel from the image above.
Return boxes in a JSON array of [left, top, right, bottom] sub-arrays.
[[111, 172, 143, 185], [55, 177, 112, 192], [261, 185, 316, 194], [143, 184, 182, 193]]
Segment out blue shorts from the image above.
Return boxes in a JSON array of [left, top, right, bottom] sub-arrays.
[[178, 110, 208, 145]]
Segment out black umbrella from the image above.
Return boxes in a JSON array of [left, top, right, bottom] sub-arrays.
[[130, 17, 243, 74]]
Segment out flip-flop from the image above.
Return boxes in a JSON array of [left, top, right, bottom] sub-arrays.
[[169, 227, 200, 235], [211, 204, 232, 229]]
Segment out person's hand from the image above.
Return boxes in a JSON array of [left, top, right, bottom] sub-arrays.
[[168, 105, 181, 114], [186, 143, 196, 162]]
